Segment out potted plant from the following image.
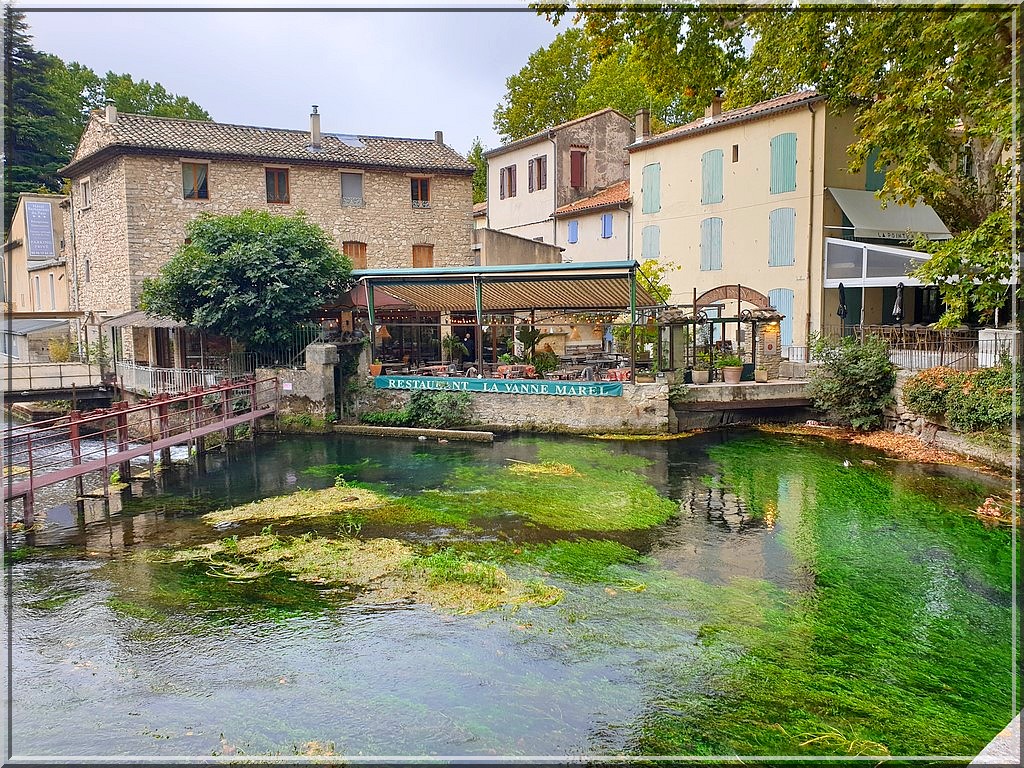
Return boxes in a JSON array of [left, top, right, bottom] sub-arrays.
[[441, 333, 469, 363], [691, 352, 711, 385], [718, 353, 745, 384], [754, 366, 769, 383], [369, 358, 383, 376]]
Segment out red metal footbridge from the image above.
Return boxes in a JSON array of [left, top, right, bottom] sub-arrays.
[[3, 377, 280, 525]]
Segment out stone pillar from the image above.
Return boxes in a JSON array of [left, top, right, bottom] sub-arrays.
[[758, 325, 782, 378]]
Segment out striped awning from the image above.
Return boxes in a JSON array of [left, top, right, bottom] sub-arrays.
[[354, 261, 661, 312]]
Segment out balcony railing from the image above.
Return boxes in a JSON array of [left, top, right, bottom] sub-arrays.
[[114, 361, 238, 396]]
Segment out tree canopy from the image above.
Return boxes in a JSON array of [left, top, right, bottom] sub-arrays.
[[3, 7, 210, 231], [466, 137, 487, 204], [536, 6, 1018, 326], [140, 211, 352, 351]]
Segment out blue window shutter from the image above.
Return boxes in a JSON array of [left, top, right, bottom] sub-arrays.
[[568, 220, 579, 244], [601, 213, 613, 238], [769, 288, 794, 346], [641, 225, 660, 259], [865, 147, 885, 191], [642, 163, 661, 213], [768, 208, 796, 266], [701, 149, 724, 204], [700, 217, 722, 271], [770, 133, 797, 194]]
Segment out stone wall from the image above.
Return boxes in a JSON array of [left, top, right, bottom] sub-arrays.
[[475, 227, 563, 265], [358, 382, 670, 433], [886, 370, 938, 438]]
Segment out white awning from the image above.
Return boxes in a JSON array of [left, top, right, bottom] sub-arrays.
[[828, 188, 951, 241]]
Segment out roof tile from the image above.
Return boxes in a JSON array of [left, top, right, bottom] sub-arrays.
[[553, 181, 630, 216]]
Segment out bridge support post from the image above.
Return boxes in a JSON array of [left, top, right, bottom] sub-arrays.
[[158, 394, 172, 466], [69, 410, 84, 498], [247, 378, 257, 441], [115, 401, 131, 482], [221, 382, 231, 444], [191, 387, 206, 461]]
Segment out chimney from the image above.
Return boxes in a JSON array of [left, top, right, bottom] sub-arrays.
[[434, 130, 444, 146], [635, 108, 651, 141], [104, 100, 117, 125], [705, 89, 725, 119], [309, 105, 321, 150]]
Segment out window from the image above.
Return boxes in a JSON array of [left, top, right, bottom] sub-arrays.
[[182, 162, 209, 200], [641, 163, 661, 214], [601, 213, 613, 239], [701, 149, 724, 204], [48, 273, 56, 309], [79, 179, 92, 209], [769, 132, 798, 194], [768, 208, 797, 267], [528, 156, 547, 192], [343, 241, 367, 270], [768, 288, 794, 347], [34, 276, 41, 308], [567, 220, 579, 244], [732, 144, 739, 163], [412, 244, 433, 267], [266, 168, 289, 203], [341, 172, 364, 206], [84, 259, 91, 283], [499, 165, 516, 199], [1, 333, 19, 359], [700, 217, 723, 271], [865, 147, 886, 192], [641, 225, 660, 260], [570, 149, 586, 188], [411, 177, 430, 208]]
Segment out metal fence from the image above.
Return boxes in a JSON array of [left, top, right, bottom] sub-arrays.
[[114, 361, 240, 396]]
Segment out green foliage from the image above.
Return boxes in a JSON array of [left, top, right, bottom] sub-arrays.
[[808, 334, 896, 430], [902, 360, 1020, 433], [359, 409, 412, 428], [533, 350, 559, 375], [47, 336, 74, 362], [405, 391, 473, 429], [716, 354, 744, 368], [466, 137, 487, 204], [278, 413, 334, 432], [692, 351, 712, 371], [140, 210, 351, 350], [441, 333, 469, 362]]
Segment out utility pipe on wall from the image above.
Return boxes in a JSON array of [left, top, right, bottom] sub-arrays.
[[805, 101, 817, 347]]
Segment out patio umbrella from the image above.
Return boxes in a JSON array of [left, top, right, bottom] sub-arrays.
[[836, 283, 848, 319], [891, 282, 904, 326]]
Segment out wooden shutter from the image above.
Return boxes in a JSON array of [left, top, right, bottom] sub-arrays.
[[412, 244, 434, 268], [701, 149, 723, 204], [570, 150, 585, 188], [641, 225, 660, 260], [768, 208, 796, 266], [700, 217, 722, 271], [769, 133, 798, 194], [601, 213, 613, 238], [510, 165, 516, 197], [642, 163, 661, 213], [768, 288, 794, 346], [528, 159, 535, 192], [539, 156, 547, 189], [343, 241, 367, 270], [499, 167, 506, 200], [568, 220, 579, 244]]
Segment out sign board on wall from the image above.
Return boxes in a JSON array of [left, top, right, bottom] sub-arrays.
[[25, 202, 55, 259], [374, 376, 623, 397]]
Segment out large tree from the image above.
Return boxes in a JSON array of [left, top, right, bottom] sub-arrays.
[[466, 137, 487, 204], [140, 211, 352, 350], [541, 5, 1018, 326]]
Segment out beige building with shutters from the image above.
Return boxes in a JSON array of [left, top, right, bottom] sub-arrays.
[[628, 90, 951, 355], [59, 105, 475, 365]]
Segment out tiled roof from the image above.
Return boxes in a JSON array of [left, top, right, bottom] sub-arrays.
[[484, 108, 630, 158], [629, 91, 823, 151], [62, 112, 475, 177], [472, 201, 487, 215], [553, 181, 630, 217]]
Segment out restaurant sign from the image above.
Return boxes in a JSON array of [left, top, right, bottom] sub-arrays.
[[374, 376, 623, 397]]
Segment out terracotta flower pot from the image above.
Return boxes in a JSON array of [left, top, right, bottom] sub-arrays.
[[691, 369, 710, 385], [369, 363, 383, 376], [721, 366, 743, 384]]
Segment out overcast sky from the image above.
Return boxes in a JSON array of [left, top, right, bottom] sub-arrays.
[[25, 7, 562, 154]]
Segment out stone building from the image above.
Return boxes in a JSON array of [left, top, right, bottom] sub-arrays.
[[2, 193, 70, 314], [59, 104, 475, 365]]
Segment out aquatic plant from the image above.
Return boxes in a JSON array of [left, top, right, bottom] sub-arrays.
[[200, 485, 388, 526]]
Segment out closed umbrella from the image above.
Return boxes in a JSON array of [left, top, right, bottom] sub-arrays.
[[836, 283, 848, 334], [891, 282, 904, 326]]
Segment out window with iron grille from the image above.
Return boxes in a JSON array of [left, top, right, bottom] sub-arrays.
[[266, 168, 290, 204], [411, 178, 430, 208], [341, 172, 364, 206]]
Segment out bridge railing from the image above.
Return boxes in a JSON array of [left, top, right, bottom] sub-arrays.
[[3, 377, 280, 508], [114, 360, 244, 396], [4, 362, 103, 391]]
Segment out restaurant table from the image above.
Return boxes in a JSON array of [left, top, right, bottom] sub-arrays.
[[496, 364, 536, 379], [604, 368, 632, 382]]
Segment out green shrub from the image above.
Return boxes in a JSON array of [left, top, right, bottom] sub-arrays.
[[405, 390, 472, 429], [901, 359, 1020, 433], [808, 334, 896, 430], [359, 409, 412, 427], [533, 350, 559, 375]]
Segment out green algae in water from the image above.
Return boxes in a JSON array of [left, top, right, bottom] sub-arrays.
[[300, 458, 382, 479], [619, 434, 1019, 757]]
